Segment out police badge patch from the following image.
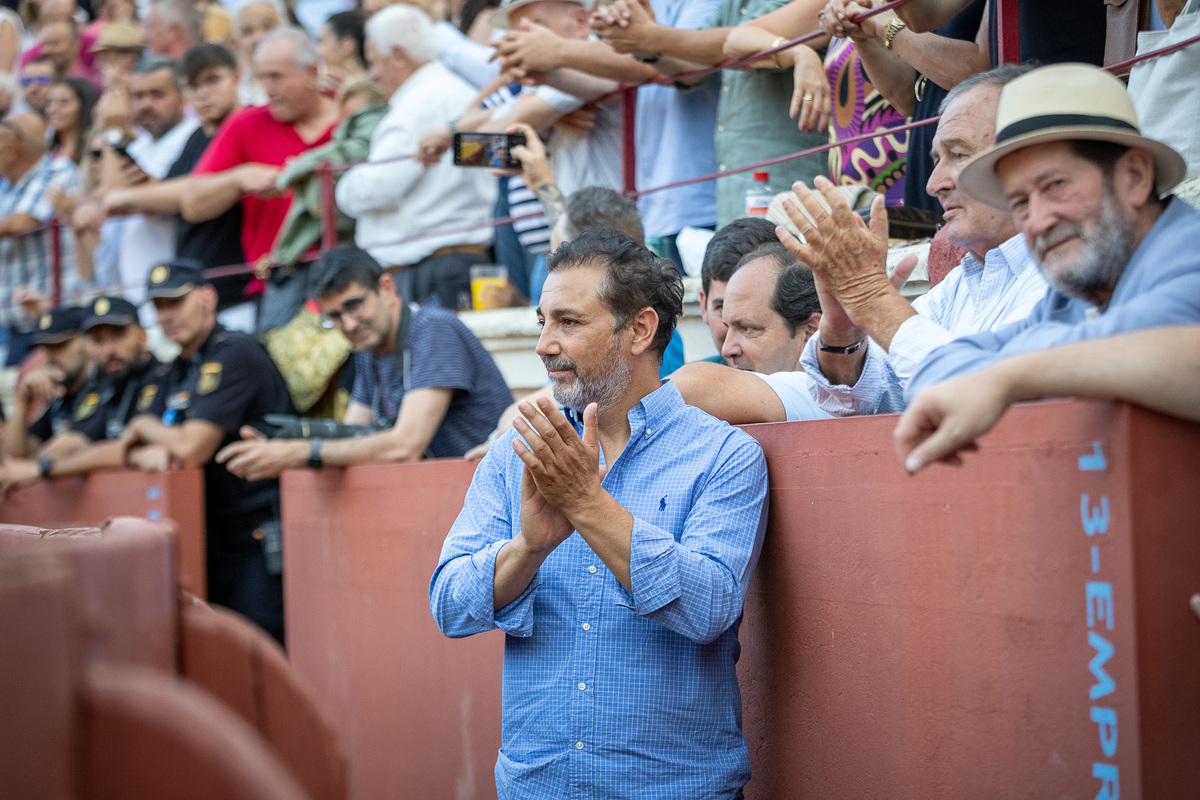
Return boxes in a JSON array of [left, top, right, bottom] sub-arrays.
[[74, 393, 100, 421], [138, 384, 159, 411], [197, 362, 222, 394]]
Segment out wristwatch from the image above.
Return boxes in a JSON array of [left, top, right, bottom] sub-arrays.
[[102, 126, 126, 147], [308, 437, 323, 470], [37, 457, 54, 479], [632, 52, 662, 63], [819, 339, 865, 354], [883, 18, 907, 49]]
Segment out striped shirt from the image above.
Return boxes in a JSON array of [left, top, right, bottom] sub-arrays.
[[431, 381, 769, 799], [350, 304, 511, 458], [0, 155, 82, 328], [766, 233, 1048, 417]]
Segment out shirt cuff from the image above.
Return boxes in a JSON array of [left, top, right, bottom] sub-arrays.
[[626, 518, 682, 616], [455, 539, 542, 637], [795, 332, 891, 416], [886, 316, 954, 386]]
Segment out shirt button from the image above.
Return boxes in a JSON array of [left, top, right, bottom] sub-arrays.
[[645, 428, 652, 437], [578, 682, 586, 691], [587, 565, 597, 574], [722, 85, 730, 93], [717, 125, 724, 132], [576, 741, 585, 749], [582, 622, 591, 631], [719, 164, 727, 171]]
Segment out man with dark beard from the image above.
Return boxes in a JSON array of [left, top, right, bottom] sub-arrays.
[[431, 229, 769, 799], [215, 245, 511, 479], [783, 63, 1200, 402]]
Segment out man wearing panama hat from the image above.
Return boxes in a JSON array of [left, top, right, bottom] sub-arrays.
[[900, 61, 1200, 400]]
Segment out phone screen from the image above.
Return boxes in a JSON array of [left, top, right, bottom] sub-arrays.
[[453, 132, 526, 169]]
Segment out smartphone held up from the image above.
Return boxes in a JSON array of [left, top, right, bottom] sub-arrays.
[[453, 131, 526, 169]]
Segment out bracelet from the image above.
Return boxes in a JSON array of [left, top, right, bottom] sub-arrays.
[[632, 52, 662, 63], [883, 18, 907, 49], [308, 437, 323, 470], [819, 339, 866, 354]]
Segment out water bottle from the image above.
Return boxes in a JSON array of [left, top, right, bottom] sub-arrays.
[[744, 171, 773, 218]]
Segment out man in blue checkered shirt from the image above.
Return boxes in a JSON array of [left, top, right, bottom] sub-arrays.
[[0, 114, 81, 363], [431, 229, 769, 799]]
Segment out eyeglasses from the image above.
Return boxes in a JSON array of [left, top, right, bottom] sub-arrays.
[[20, 75, 52, 87], [320, 294, 371, 329]]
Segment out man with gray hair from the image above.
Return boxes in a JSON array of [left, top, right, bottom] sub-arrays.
[[143, 0, 204, 59], [336, 4, 495, 311], [181, 28, 339, 330], [672, 64, 1050, 424]]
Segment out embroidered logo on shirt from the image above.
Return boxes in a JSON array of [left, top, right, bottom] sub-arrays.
[[137, 384, 158, 411], [74, 392, 100, 421], [197, 362, 222, 395], [659, 497, 667, 512]]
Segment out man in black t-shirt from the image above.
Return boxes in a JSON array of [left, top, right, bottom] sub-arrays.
[[122, 259, 294, 644], [100, 44, 246, 309], [168, 44, 246, 308]]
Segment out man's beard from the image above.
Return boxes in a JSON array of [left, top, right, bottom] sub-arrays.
[[543, 339, 631, 413], [1033, 190, 1136, 305]]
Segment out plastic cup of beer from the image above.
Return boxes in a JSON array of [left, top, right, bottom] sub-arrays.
[[470, 264, 509, 311]]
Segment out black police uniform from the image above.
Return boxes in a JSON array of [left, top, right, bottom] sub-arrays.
[[70, 356, 162, 441], [26, 306, 89, 442], [71, 296, 163, 441], [143, 323, 295, 644]]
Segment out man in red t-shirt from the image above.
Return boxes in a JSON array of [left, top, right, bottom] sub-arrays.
[[181, 27, 339, 330]]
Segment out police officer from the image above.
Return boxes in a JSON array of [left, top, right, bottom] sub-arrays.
[[72, 296, 162, 443], [122, 259, 295, 644], [0, 298, 163, 490], [1, 305, 90, 461]]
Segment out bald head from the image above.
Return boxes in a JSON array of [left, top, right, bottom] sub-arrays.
[[0, 114, 48, 181], [38, 0, 77, 25], [4, 114, 48, 157]]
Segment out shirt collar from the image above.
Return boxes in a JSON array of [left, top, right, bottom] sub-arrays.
[[389, 61, 443, 108], [561, 380, 685, 434], [962, 232, 1033, 279]]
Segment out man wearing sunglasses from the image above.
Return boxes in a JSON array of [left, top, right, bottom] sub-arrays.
[[18, 57, 55, 116], [216, 245, 511, 480]]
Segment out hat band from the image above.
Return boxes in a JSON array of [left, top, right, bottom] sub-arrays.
[[996, 113, 1138, 145]]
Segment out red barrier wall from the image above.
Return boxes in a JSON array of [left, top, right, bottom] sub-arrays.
[[0, 470, 207, 598], [282, 460, 503, 800], [281, 401, 1200, 800]]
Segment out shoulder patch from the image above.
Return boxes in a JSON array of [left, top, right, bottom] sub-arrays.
[[74, 393, 100, 421], [137, 383, 159, 411], [197, 362, 223, 395]]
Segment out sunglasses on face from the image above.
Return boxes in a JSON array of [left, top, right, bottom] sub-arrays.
[[20, 75, 52, 87]]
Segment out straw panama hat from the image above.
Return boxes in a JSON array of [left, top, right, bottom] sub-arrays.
[[488, 0, 589, 29], [958, 62, 1187, 210]]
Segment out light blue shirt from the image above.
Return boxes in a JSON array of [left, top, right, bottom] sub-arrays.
[[430, 380, 768, 800], [907, 198, 1200, 399], [788, 233, 1048, 416], [635, 0, 722, 238]]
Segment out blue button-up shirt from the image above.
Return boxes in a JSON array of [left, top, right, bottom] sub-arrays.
[[907, 197, 1200, 400], [430, 381, 769, 799]]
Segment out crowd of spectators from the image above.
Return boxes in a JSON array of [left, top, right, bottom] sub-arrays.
[[0, 0, 1198, 680]]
